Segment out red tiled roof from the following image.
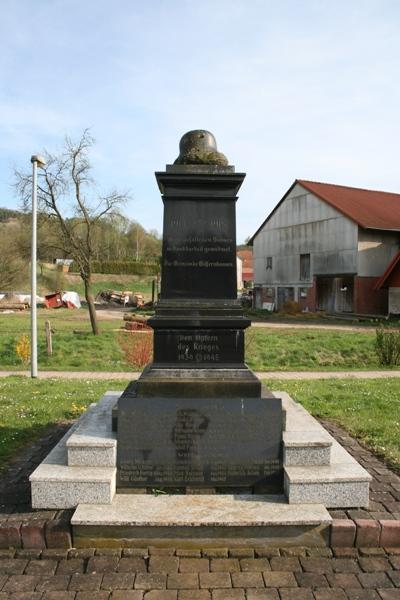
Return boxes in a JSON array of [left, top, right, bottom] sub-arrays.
[[248, 179, 400, 245], [375, 250, 400, 289], [298, 180, 400, 230]]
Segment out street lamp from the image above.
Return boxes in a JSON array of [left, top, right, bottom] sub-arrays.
[[30, 154, 46, 378]]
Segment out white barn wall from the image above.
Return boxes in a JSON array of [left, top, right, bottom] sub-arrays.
[[253, 183, 358, 287], [357, 229, 400, 277]]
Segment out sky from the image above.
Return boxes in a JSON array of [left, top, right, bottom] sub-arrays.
[[1, 0, 400, 243]]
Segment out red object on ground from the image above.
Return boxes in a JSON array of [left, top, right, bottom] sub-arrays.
[[44, 292, 64, 309]]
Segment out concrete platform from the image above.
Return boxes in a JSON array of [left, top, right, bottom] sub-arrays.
[[71, 494, 331, 548]]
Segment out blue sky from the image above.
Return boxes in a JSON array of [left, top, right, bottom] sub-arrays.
[[1, 0, 399, 242]]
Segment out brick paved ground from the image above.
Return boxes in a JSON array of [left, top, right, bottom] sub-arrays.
[[0, 545, 399, 599], [1, 416, 400, 552]]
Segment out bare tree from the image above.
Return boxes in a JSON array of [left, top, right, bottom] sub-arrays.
[[15, 130, 129, 334]]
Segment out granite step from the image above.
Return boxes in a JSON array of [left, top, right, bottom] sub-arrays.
[[66, 393, 119, 467], [71, 493, 332, 548], [282, 431, 332, 466]]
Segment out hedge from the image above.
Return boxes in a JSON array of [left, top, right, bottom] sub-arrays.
[[70, 260, 160, 275]]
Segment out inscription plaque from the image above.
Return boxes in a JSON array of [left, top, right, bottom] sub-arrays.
[[161, 200, 236, 299], [117, 394, 282, 489], [153, 329, 244, 365]]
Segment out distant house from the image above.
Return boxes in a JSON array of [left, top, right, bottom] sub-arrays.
[[248, 180, 400, 315], [237, 248, 253, 288]]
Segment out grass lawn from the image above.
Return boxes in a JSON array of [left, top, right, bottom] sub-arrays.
[[0, 309, 393, 371], [0, 377, 128, 469], [0, 376, 399, 476], [263, 377, 400, 471]]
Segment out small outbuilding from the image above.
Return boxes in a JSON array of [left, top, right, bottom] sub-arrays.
[[248, 179, 400, 315]]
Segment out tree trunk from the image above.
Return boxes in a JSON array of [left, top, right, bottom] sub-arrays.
[[83, 276, 99, 335]]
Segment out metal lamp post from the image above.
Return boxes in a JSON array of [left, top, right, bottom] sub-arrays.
[[30, 154, 46, 378]]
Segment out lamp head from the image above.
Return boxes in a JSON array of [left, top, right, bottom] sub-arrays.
[[31, 155, 46, 168]]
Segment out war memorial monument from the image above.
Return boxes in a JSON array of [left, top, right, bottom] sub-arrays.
[[30, 131, 371, 547]]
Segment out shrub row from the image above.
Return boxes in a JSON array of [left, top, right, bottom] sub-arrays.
[[70, 260, 160, 275]]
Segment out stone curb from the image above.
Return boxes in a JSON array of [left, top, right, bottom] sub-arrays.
[[1, 517, 400, 550]]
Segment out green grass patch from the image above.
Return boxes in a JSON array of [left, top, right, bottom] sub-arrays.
[[0, 377, 128, 469], [263, 377, 400, 471], [245, 327, 383, 371]]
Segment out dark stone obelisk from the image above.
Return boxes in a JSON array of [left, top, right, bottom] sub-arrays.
[[116, 130, 283, 492]]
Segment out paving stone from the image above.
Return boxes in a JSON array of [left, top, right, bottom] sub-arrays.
[[254, 549, 280, 559], [327, 572, 362, 588], [299, 558, 333, 574], [76, 592, 110, 600], [118, 558, 147, 572], [358, 572, 394, 588], [67, 548, 95, 559], [167, 573, 199, 589], [21, 521, 46, 549], [346, 589, 381, 599], [122, 548, 148, 558], [36, 575, 71, 591], [176, 550, 202, 558], [144, 592, 177, 600], [199, 573, 231, 589], [294, 572, 328, 588], [262, 571, 297, 587], [228, 548, 254, 558], [179, 559, 209, 573], [387, 570, 400, 587], [0, 521, 22, 548], [0, 548, 16, 559], [112, 592, 143, 600], [239, 559, 270, 572], [17, 549, 42, 559], [149, 548, 175, 556], [211, 591, 245, 600], [42, 549, 69, 560], [359, 558, 392, 572], [313, 591, 347, 600], [231, 572, 264, 588], [386, 549, 400, 556], [25, 559, 58, 575], [210, 560, 239, 573], [390, 557, 400, 569], [359, 548, 387, 556], [332, 558, 360, 573], [3, 574, 41, 592], [245, 591, 279, 600], [178, 591, 210, 600], [96, 548, 122, 556], [86, 556, 119, 573], [305, 548, 332, 558], [278, 590, 313, 600], [280, 547, 307, 557], [202, 550, 228, 559], [56, 558, 85, 575], [149, 557, 180, 574], [377, 591, 400, 599], [6, 593, 43, 600], [0, 558, 28, 574], [269, 558, 300, 572], [355, 520, 381, 547], [101, 572, 135, 589], [45, 520, 72, 549], [42, 592, 77, 600], [332, 548, 359, 558], [68, 573, 103, 591], [0, 574, 6, 590], [380, 521, 400, 547], [134, 574, 167, 590]]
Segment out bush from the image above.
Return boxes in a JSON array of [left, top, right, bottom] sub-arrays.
[[282, 300, 301, 315], [375, 327, 400, 365], [118, 331, 153, 368], [70, 260, 160, 275]]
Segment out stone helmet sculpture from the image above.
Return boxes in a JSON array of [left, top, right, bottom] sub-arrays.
[[174, 130, 228, 166]]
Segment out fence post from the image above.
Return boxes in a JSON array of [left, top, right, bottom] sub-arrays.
[[45, 320, 53, 355]]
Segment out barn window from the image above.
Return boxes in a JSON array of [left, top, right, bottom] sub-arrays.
[[266, 256, 272, 270], [300, 253, 310, 280]]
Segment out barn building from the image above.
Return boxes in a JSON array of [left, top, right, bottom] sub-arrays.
[[248, 180, 400, 315]]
